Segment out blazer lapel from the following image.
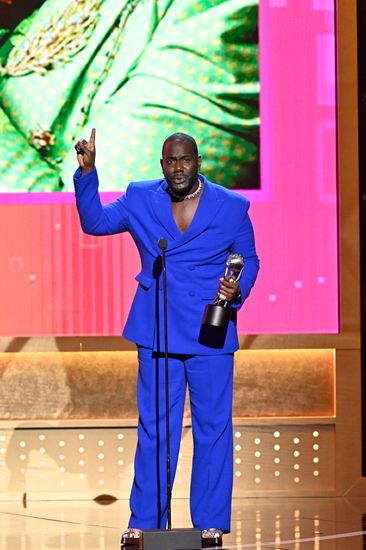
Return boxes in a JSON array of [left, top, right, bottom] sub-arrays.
[[150, 180, 181, 240], [150, 177, 224, 250], [167, 177, 224, 252]]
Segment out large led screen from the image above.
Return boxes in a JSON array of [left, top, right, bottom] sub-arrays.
[[0, 0, 338, 336]]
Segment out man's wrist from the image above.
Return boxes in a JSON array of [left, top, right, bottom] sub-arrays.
[[81, 166, 94, 177], [232, 289, 241, 303]]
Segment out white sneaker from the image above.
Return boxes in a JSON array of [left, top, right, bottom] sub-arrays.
[[201, 528, 223, 547], [120, 528, 141, 547]]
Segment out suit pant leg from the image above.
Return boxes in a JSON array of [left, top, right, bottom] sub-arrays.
[[129, 347, 187, 529], [185, 353, 234, 533]]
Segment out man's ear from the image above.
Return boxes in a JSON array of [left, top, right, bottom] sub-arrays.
[[160, 158, 163, 172], [197, 155, 202, 170]]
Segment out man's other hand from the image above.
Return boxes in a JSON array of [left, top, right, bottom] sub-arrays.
[[74, 128, 96, 176], [216, 276, 240, 303]]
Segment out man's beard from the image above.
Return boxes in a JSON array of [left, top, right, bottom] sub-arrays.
[[168, 173, 198, 197]]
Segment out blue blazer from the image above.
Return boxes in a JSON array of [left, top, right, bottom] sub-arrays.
[[74, 168, 259, 354]]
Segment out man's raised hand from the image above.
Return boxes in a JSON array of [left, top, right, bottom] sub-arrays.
[[75, 128, 96, 176]]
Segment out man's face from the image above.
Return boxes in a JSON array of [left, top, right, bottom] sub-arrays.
[[160, 139, 202, 197]]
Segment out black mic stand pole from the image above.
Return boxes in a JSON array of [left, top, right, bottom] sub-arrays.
[[160, 237, 172, 530]]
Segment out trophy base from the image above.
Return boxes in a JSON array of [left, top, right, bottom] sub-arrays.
[[199, 304, 231, 348], [202, 303, 231, 329]]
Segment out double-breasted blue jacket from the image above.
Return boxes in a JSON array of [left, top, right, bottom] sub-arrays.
[[74, 167, 259, 355]]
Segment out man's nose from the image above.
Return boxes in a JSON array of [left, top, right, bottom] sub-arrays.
[[175, 159, 184, 171]]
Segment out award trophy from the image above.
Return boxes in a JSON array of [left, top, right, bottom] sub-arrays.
[[201, 254, 244, 336]]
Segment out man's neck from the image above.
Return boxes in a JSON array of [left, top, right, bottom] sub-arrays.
[[168, 178, 202, 202]]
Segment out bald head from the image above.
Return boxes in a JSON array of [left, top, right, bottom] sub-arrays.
[[162, 132, 199, 158]]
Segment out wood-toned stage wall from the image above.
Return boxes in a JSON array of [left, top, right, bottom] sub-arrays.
[[0, 0, 361, 500], [0, 349, 337, 499]]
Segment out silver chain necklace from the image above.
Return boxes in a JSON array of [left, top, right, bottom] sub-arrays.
[[168, 179, 203, 201]]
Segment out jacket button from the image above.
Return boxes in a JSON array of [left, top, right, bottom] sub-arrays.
[[188, 291, 195, 296], [188, 266, 196, 271]]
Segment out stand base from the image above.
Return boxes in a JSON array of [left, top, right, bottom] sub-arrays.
[[121, 528, 202, 550], [143, 529, 202, 550]]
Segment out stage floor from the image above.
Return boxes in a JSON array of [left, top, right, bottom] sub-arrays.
[[0, 497, 366, 549]]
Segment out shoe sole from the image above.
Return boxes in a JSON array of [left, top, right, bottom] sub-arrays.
[[202, 536, 223, 548], [121, 537, 141, 548]]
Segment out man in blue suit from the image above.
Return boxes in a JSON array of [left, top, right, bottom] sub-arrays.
[[74, 129, 259, 546]]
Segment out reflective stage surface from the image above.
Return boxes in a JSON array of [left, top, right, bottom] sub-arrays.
[[1, 497, 366, 549]]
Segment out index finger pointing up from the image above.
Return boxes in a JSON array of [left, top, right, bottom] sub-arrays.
[[89, 128, 96, 147]]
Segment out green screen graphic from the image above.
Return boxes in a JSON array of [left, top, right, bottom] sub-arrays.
[[0, 0, 259, 192]]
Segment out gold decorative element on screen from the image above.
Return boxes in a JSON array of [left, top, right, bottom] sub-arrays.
[[29, 128, 55, 151], [0, 0, 102, 77]]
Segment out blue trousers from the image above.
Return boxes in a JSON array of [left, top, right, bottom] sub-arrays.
[[128, 347, 234, 532]]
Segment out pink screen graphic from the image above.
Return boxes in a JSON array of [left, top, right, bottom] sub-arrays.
[[0, 0, 338, 336]]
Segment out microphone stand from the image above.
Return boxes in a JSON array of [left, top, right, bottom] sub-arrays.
[[128, 238, 201, 550], [159, 237, 172, 530]]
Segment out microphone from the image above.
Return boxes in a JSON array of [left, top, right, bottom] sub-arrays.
[[158, 237, 168, 251]]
